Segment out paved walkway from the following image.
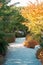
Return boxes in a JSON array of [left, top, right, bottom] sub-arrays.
[[3, 38, 41, 65]]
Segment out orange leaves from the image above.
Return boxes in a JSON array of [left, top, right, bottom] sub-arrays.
[[0, 3, 2, 6], [21, 1, 43, 34], [21, 1, 43, 22]]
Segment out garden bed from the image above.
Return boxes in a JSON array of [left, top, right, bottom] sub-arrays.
[[0, 55, 4, 65], [4, 33, 15, 43]]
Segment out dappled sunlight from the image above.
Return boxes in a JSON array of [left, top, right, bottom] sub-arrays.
[[6, 59, 34, 63], [8, 38, 25, 48], [9, 43, 24, 48], [7, 38, 25, 52]]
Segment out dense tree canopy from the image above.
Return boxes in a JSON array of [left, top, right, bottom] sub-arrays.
[[0, 1, 28, 37]]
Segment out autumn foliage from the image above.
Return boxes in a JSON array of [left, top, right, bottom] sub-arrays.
[[21, 0, 43, 34]]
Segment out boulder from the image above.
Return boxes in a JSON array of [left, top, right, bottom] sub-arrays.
[[36, 48, 43, 64], [23, 40, 39, 48]]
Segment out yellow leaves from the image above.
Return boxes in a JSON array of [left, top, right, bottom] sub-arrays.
[[21, 1, 43, 34], [28, 3, 43, 21]]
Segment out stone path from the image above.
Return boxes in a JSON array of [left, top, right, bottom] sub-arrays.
[[3, 38, 41, 65]]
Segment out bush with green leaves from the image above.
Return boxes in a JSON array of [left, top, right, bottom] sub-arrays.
[[0, 2, 26, 33], [0, 32, 8, 56], [40, 42, 43, 48], [0, 0, 28, 38]]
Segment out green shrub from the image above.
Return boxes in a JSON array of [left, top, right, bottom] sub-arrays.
[[0, 32, 8, 56], [40, 42, 43, 48]]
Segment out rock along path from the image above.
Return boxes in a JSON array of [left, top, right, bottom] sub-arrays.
[[3, 38, 41, 65]]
